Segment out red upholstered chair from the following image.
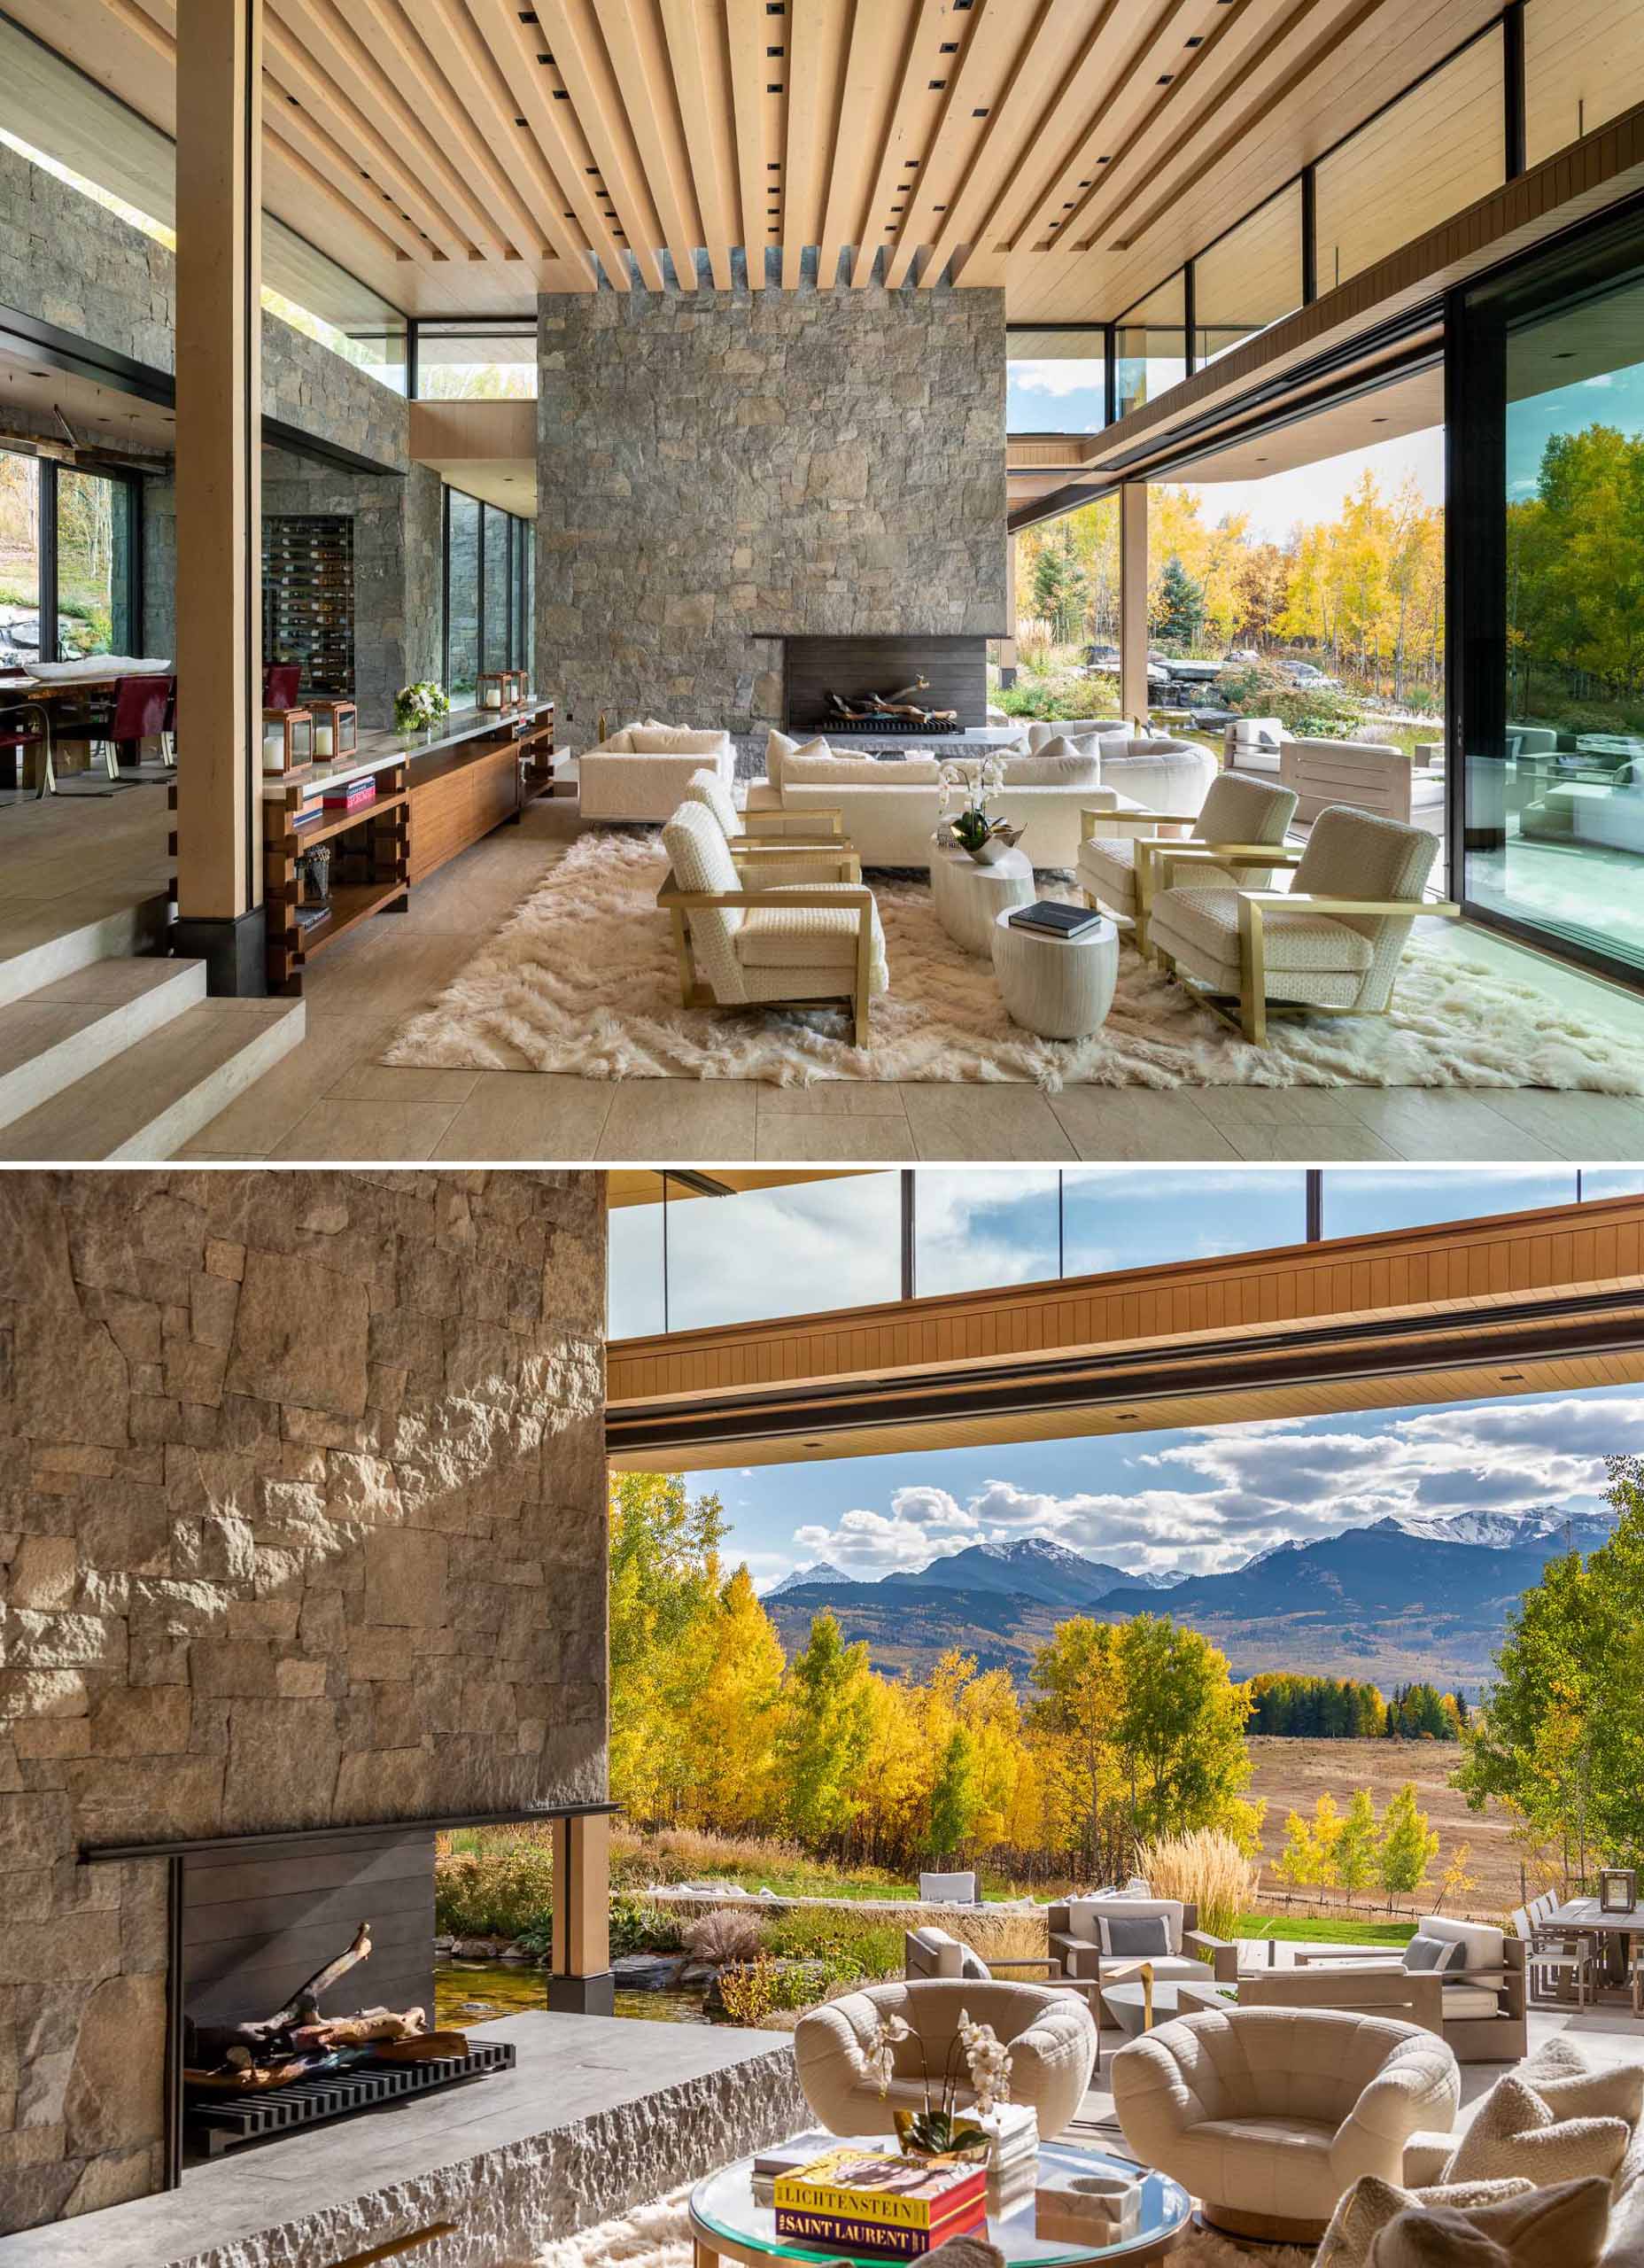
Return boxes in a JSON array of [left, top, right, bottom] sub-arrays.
[[264, 663, 301, 709], [107, 673, 170, 769], [161, 674, 177, 765], [0, 702, 54, 800]]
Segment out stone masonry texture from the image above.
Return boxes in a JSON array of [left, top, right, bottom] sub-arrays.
[[0, 1171, 608, 2235], [537, 277, 1006, 744]]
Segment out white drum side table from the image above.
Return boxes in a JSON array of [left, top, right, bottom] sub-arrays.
[[929, 837, 1035, 956], [991, 905, 1119, 1038]]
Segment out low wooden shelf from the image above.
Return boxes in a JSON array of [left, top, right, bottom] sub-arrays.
[[263, 756, 409, 995]]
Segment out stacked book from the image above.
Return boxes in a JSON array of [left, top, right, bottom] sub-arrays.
[[1006, 899, 1106, 940], [773, 2147, 988, 2258], [976, 2104, 1037, 2203], [291, 794, 327, 833], [322, 777, 376, 815]]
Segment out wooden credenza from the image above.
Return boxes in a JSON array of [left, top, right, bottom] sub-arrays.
[[407, 707, 557, 883]]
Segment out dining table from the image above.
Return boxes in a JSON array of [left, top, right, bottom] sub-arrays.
[[1546, 1896, 1644, 1995]]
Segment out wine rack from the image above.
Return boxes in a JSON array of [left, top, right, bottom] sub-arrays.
[[262, 515, 354, 702]]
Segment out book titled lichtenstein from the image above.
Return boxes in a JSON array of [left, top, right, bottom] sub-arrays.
[[773, 2148, 989, 2257]]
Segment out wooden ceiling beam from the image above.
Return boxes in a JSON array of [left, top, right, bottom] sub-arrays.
[[595, 0, 707, 289], [274, 0, 516, 260], [657, 0, 739, 291], [849, 0, 950, 288], [330, 0, 547, 265], [815, 0, 908, 290], [725, 0, 772, 286], [780, 0, 850, 291], [536, 0, 669, 292], [465, 0, 639, 291], [264, 5, 476, 259], [261, 80, 434, 260]]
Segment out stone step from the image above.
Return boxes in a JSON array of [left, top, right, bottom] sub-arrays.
[[0, 957, 208, 1129], [0, 997, 306, 1161], [0, 883, 172, 1007]]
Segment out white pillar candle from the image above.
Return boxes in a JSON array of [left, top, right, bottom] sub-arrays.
[[485, 685, 502, 709], [314, 723, 334, 757], [263, 725, 284, 767]]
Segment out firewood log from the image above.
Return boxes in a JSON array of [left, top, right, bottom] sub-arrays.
[[183, 1921, 376, 2067], [314, 2007, 429, 2047]]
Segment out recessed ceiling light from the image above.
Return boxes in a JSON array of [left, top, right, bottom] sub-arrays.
[[972, 107, 989, 118], [929, 78, 946, 89]]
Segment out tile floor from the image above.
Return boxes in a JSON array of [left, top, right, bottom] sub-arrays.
[[8, 788, 1644, 1164]]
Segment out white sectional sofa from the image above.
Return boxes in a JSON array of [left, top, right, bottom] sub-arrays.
[[746, 730, 1215, 871], [578, 721, 735, 822]]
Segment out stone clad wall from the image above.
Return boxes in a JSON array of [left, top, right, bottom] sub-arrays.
[[537, 276, 1006, 742], [0, 1171, 608, 2233]]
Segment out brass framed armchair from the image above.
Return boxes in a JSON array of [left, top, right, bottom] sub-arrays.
[[658, 800, 888, 1048], [682, 765, 858, 878], [1146, 804, 1459, 1045], [1078, 770, 1298, 958]]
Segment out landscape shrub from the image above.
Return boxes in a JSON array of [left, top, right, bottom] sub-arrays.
[[609, 1893, 685, 1956], [1140, 1829, 1258, 1941], [611, 1821, 905, 1901], [682, 1907, 768, 1966], [764, 1907, 904, 1986], [434, 1842, 554, 1941]]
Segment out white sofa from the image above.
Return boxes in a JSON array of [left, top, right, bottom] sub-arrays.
[[746, 732, 1214, 870], [578, 721, 735, 823]]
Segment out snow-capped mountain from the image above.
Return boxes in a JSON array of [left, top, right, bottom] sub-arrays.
[[1388, 1505, 1616, 1552], [764, 1560, 851, 1596]]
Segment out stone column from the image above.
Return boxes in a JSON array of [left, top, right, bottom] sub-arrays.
[[1120, 481, 1150, 729], [547, 1812, 614, 2015], [172, 0, 265, 995]]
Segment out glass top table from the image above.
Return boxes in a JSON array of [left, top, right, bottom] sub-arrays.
[[690, 2138, 1190, 2268]]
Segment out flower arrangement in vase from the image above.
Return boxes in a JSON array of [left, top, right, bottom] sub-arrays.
[[861, 2005, 1013, 2159], [937, 756, 1021, 865], [394, 680, 450, 736]]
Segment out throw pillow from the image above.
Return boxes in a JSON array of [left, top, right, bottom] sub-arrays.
[[1444, 2074, 1630, 2187], [765, 728, 799, 791], [1320, 2176, 1536, 2268], [1366, 2178, 1611, 2268], [1534, 2063, 1644, 2126], [1004, 743, 1102, 788], [1100, 1913, 1171, 1959], [1404, 1933, 1463, 1974]]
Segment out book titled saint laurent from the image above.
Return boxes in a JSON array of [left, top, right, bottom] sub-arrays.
[[773, 2148, 988, 2256]]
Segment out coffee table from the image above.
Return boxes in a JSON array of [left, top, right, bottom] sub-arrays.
[[691, 2136, 1190, 2268], [991, 906, 1119, 1040], [1101, 1980, 1234, 2038], [929, 837, 1035, 956]]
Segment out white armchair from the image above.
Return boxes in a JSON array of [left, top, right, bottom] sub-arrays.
[[1078, 770, 1299, 958], [1112, 2005, 1460, 2244], [578, 720, 734, 823], [681, 765, 859, 884], [657, 800, 888, 1047], [1147, 804, 1459, 1045], [795, 1978, 1096, 2141]]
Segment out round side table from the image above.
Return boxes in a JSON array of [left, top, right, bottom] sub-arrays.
[[929, 838, 1035, 956], [991, 906, 1118, 1039]]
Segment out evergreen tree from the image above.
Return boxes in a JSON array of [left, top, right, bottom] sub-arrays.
[[1030, 523, 1090, 644], [1152, 554, 1206, 651], [926, 1727, 979, 1861]]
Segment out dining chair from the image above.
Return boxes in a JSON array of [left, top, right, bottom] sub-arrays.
[[103, 674, 171, 772], [0, 701, 53, 802], [264, 663, 302, 710]]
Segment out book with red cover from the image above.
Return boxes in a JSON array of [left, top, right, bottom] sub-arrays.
[[774, 2148, 989, 2257], [322, 780, 376, 812]]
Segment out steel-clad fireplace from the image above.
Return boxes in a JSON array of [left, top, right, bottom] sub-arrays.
[[774, 633, 992, 736]]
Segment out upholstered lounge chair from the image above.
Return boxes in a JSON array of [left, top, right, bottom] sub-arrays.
[[1147, 803, 1459, 1045], [657, 800, 888, 1047], [903, 1925, 1059, 1984], [1112, 2004, 1460, 2243], [1077, 770, 1299, 958], [795, 1978, 1097, 2141], [681, 765, 859, 884]]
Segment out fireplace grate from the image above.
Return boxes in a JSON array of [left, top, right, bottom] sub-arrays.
[[186, 2040, 516, 2155]]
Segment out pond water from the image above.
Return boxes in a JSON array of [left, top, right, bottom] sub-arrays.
[[436, 1957, 711, 2028]]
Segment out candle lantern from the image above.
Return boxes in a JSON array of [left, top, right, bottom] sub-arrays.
[[310, 698, 358, 761], [478, 672, 508, 712], [262, 707, 314, 774], [1601, 1868, 1638, 1913]]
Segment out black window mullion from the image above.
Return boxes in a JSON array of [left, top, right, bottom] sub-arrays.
[[440, 481, 451, 691], [1300, 164, 1318, 304], [41, 460, 59, 664], [1502, 0, 1526, 180], [1183, 260, 1197, 377]]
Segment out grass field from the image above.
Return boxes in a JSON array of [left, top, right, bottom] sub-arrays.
[[1245, 1736, 1528, 1921]]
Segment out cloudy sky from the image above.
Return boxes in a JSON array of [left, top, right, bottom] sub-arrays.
[[685, 1382, 1643, 1595]]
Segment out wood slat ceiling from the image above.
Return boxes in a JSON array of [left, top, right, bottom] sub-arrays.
[[608, 1195, 1644, 1467], [13, 0, 1506, 322]]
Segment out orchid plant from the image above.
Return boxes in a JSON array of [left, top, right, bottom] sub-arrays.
[[937, 756, 1009, 858], [862, 2004, 1013, 2159]]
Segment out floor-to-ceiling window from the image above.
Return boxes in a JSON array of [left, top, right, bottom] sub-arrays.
[[0, 447, 42, 670], [1455, 213, 1644, 983], [0, 449, 136, 665], [440, 485, 535, 702]]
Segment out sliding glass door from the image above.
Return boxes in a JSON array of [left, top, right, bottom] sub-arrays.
[[55, 467, 136, 658], [1454, 212, 1644, 984]]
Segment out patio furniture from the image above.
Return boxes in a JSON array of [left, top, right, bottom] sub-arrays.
[[918, 1870, 981, 1907], [1047, 1896, 1237, 1998], [1077, 768, 1299, 957], [929, 840, 1035, 955], [1112, 2004, 1460, 2245], [794, 1978, 1097, 2142], [1541, 1894, 1644, 1995], [690, 2135, 1191, 2268], [903, 1925, 1058, 1983], [1278, 736, 1444, 829], [657, 799, 888, 1047], [1147, 804, 1459, 1045], [580, 720, 736, 823], [1293, 1916, 1527, 2061], [991, 905, 1119, 1039], [1513, 1903, 1597, 2009]]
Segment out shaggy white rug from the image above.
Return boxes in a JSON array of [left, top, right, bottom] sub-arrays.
[[381, 830, 1644, 1096], [515, 2180, 1313, 2268]]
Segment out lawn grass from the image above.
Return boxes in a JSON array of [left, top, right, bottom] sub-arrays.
[[1238, 1909, 1415, 1946]]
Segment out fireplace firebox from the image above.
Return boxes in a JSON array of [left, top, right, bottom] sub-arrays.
[[771, 633, 994, 737]]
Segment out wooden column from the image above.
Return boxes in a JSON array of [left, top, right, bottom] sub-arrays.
[[1120, 481, 1150, 729], [173, 0, 266, 995], [999, 532, 1018, 677], [547, 1812, 614, 2015]]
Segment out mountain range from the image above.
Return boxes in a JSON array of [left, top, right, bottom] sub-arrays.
[[761, 1508, 1615, 1692]]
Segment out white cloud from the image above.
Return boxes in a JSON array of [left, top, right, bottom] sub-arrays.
[[1008, 358, 1105, 399], [779, 1397, 1640, 1583]]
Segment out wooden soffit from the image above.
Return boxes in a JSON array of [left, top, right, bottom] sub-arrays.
[[607, 1195, 1644, 1468]]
